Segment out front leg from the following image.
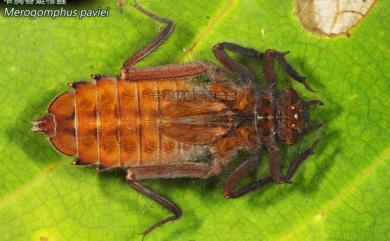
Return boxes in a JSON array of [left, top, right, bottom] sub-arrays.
[[212, 42, 263, 83], [263, 50, 314, 92]]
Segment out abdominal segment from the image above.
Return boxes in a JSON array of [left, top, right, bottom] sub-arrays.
[[49, 71, 261, 169], [64, 76, 235, 168]]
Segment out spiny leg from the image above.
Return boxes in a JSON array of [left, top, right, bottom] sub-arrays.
[[212, 42, 262, 83], [263, 49, 314, 92], [284, 139, 319, 181], [228, 176, 273, 197], [223, 155, 261, 198], [223, 150, 278, 198], [225, 140, 319, 196], [213, 42, 264, 59], [122, 62, 209, 80], [122, 3, 175, 69], [127, 180, 181, 239], [268, 144, 285, 183], [127, 163, 221, 180], [223, 140, 320, 196], [212, 43, 313, 91], [126, 163, 222, 238]]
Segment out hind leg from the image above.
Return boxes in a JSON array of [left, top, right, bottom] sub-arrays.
[[126, 162, 222, 238], [122, 3, 175, 69], [127, 180, 181, 239]]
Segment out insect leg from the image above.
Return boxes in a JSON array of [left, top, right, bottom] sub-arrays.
[[212, 42, 259, 82], [268, 144, 285, 183], [223, 155, 260, 198], [121, 62, 209, 80], [127, 180, 181, 239], [284, 139, 319, 181], [263, 49, 314, 92], [122, 3, 175, 69], [212, 42, 264, 60], [224, 141, 305, 196], [305, 99, 324, 107], [126, 163, 221, 238], [222, 140, 318, 196], [226, 176, 273, 198], [127, 163, 221, 180]]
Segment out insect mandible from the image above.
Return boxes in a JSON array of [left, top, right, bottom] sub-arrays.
[[32, 3, 323, 239]]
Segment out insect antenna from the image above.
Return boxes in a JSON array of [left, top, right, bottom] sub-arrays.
[[305, 99, 324, 107], [302, 99, 324, 133], [304, 123, 323, 133]]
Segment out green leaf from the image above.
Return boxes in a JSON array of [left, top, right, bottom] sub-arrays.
[[0, 0, 389, 240]]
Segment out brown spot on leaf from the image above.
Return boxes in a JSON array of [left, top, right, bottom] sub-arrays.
[[296, 0, 377, 36]]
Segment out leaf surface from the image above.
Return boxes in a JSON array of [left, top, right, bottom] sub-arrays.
[[0, 0, 389, 240]]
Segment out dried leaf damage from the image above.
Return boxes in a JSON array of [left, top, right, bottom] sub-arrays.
[[296, 0, 377, 36]]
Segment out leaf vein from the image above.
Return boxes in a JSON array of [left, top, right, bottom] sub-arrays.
[[276, 146, 390, 240]]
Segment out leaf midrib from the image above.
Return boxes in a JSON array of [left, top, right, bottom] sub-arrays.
[[180, 0, 235, 58], [0, 0, 234, 208]]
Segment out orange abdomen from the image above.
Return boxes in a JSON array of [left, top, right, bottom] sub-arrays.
[[48, 76, 230, 169]]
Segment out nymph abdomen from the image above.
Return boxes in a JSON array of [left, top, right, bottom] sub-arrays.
[[37, 76, 234, 169]]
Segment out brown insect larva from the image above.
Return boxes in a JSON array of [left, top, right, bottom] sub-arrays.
[[32, 3, 323, 239]]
